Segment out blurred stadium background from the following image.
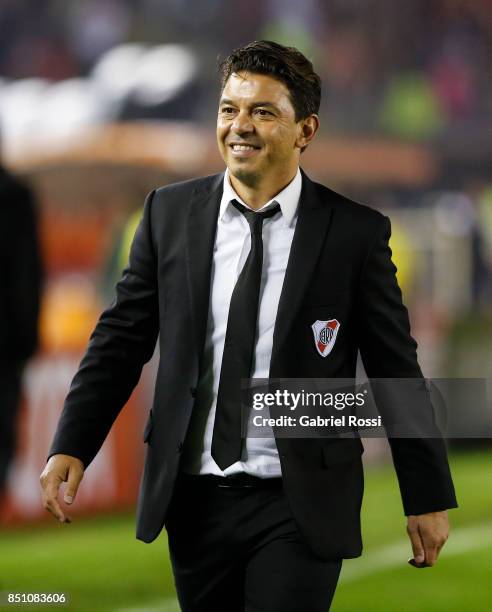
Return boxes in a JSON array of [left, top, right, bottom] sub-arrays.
[[0, 1, 491, 610]]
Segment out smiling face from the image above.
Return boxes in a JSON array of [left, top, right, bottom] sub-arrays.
[[217, 71, 316, 192]]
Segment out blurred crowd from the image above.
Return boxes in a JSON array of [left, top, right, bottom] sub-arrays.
[[1, 0, 491, 141], [1, 1, 491, 520], [1, 0, 491, 312], [1, 0, 491, 311]]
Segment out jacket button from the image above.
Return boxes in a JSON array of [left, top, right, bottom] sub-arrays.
[[177, 441, 183, 453], [190, 387, 197, 398]]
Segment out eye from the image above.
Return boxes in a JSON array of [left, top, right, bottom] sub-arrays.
[[220, 106, 236, 114], [254, 108, 273, 117]]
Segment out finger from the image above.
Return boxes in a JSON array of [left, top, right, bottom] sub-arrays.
[[44, 491, 66, 522], [423, 543, 439, 566], [423, 532, 448, 565], [407, 523, 425, 564], [43, 476, 69, 523], [64, 465, 83, 505], [419, 526, 444, 566]]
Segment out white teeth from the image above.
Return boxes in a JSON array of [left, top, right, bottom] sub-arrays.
[[232, 145, 257, 151]]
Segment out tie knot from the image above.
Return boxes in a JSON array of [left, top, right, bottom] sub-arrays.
[[231, 199, 280, 234]]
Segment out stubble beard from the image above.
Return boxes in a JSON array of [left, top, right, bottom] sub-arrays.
[[230, 165, 261, 188]]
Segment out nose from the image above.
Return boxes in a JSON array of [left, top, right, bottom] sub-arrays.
[[231, 109, 254, 135]]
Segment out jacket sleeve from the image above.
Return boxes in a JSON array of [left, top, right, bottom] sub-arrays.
[[357, 215, 458, 515], [48, 190, 159, 468]]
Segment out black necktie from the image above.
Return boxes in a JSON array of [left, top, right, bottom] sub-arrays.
[[211, 199, 281, 470]]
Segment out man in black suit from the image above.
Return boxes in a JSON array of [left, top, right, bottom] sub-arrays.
[[41, 41, 457, 611], [0, 161, 42, 502]]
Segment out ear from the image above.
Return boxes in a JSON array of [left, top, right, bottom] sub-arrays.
[[296, 114, 319, 152]]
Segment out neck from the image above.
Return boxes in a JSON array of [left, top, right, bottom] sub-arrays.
[[228, 168, 298, 210]]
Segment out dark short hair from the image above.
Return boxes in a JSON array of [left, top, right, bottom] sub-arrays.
[[218, 40, 321, 121]]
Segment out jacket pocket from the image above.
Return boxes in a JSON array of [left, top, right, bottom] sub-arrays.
[[142, 409, 154, 443]]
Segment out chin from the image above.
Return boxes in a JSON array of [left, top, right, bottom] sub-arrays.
[[229, 167, 260, 188]]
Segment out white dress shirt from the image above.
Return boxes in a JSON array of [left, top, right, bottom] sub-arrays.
[[180, 167, 302, 477]]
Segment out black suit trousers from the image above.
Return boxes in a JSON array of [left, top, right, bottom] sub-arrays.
[[0, 367, 22, 493], [165, 474, 342, 612]]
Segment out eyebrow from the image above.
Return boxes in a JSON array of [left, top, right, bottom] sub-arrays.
[[219, 98, 279, 111]]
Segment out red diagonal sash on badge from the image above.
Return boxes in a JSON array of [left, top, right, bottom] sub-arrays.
[[311, 319, 340, 357]]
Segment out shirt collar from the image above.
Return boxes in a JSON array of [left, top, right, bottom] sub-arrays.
[[219, 167, 302, 227]]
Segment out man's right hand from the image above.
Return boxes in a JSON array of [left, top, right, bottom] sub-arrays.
[[39, 454, 85, 523]]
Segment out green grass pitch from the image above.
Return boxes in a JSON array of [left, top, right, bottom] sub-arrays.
[[1, 449, 490, 611]]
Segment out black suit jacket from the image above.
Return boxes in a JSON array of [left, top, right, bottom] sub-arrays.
[[49, 169, 457, 560]]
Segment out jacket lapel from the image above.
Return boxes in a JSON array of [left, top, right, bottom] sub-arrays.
[[185, 173, 224, 369], [271, 170, 333, 370]]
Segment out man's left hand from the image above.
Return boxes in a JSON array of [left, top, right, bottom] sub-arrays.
[[406, 510, 449, 567]]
